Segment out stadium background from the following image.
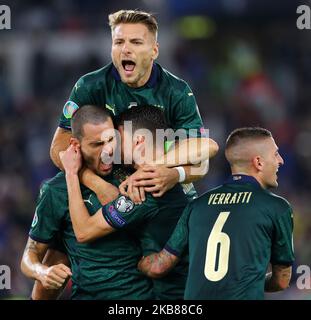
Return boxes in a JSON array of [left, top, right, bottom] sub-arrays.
[[0, 0, 310, 299]]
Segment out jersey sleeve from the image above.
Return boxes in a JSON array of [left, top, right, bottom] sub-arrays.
[[164, 203, 192, 257], [270, 206, 295, 266], [29, 183, 62, 244], [172, 83, 205, 138], [101, 194, 158, 229], [59, 77, 95, 130]]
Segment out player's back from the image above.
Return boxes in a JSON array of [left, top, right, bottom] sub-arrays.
[[185, 176, 293, 300]]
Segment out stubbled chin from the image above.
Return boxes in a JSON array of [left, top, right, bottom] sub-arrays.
[[121, 73, 136, 83], [270, 180, 278, 189]]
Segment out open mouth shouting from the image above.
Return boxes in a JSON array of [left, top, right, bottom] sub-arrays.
[[99, 161, 112, 172], [121, 59, 136, 77], [99, 149, 113, 173]]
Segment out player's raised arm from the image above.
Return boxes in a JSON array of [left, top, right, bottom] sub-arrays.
[[265, 264, 292, 292], [133, 137, 218, 196], [60, 144, 117, 243], [155, 137, 218, 167], [120, 137, 218, 199], [161, 136, 218, 183], [160, 80, 216, 183], [50, 127, 73, 170], [79, 166, 120, 205], [117, 106, 219, 201]]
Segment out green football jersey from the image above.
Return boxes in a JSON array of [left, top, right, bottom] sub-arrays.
[[29, 171, 153, 300], [59, 62, 205, 201], [59, 63, 203, 136], [165, 175, 295, 300], [102, 184, 190, 300]]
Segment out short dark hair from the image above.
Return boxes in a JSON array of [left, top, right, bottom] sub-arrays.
[[71, 105, 112, 140], [226, 127, 272, 150], [116, 105, 168, 136], [109, 10, 158, 38]]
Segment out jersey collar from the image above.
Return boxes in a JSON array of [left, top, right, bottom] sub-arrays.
[[111, 63, 159, 88], [224, 174, 262, 189]]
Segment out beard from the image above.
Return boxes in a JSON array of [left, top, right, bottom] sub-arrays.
[[81, 151, 107, 177]]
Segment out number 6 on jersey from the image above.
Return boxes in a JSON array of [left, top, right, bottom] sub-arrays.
[[204, 211, 230, 281]]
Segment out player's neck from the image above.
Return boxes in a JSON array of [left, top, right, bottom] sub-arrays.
[[128, 64, 153, 88], [231, 170, 265, 188]]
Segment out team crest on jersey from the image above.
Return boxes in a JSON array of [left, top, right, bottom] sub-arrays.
[[31, 210, 38, 228], [115, 196, 134, 213], [63, 101, 79, 119]]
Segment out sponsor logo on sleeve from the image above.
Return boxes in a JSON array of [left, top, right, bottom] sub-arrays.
[[108, 205, 126, 227]]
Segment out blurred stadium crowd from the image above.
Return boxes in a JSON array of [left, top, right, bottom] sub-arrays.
[[0, 0, 310, 299]]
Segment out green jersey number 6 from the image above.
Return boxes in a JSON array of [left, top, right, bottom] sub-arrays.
[[204, 211, 230, 281]]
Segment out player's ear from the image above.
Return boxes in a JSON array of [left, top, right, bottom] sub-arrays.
[[152, 42, 159, 60], [252, 156, 264, 172], [136, 134, 145, 145], [133, 136, 146, 165], [70, 137, 80, 149]]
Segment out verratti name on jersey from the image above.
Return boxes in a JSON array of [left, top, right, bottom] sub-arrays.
[[208, 191, 253, 205]]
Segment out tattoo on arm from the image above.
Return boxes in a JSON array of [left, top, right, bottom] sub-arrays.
[[265, 265, 292, 292], [138, 249, 179, 278]]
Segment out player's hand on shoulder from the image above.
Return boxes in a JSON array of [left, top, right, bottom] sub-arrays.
[[39, 263, 72, 290], [59, 144, 82, 175]]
